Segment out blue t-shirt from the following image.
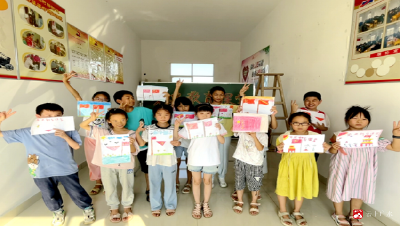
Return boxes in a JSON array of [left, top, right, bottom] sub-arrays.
[[125, 106, 153, 150], [3, 128, 82, 178]]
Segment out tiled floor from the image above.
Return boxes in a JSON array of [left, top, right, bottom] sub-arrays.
[[5, 141, 390, 226]]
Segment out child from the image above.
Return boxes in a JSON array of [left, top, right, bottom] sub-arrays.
[[136, 104, 180, 217], [232, 106, 278, 216], [208, 84, 249, 188], [175, 104, 226, 219], [0, 104, 95, 226], [327, 106, 400, 226], [63, 71, 110, 195], [276, 112, 330, 226], [114, 90, 153, 202], [170, 80, 195, 194], [80, 108, 138, 223], [291, 91, 330, 161]]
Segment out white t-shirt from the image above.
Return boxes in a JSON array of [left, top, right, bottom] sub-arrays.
[[142, 124, 177, 167], [178, 124, 227, 166], [233, 132, 269, 166]]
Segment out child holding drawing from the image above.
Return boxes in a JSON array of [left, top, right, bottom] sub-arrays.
[[171, 80, 195, 194], [175, 103, 227, 219], [276, 112, 331, 226], [208, 84, 249, 188], [327, 106, 400, 226], [291, 91, 330, 161], [135, 104, 180, 217], [80, 108, 139, 223], [63, 71, 111, 195]]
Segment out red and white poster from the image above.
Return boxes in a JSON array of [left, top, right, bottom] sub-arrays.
[[0, 0, 18, 79], [240, 46, 269, 86], [346, 0, 400, 84]]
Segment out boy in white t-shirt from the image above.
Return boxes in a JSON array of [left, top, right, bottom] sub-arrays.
[[175, 104, 226, 219]]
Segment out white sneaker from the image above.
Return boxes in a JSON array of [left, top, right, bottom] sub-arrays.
[[52, 209, 65, 226], [219, 177, 227, 188], [212, 176, 215, 188], [83, 207, 96, 224]]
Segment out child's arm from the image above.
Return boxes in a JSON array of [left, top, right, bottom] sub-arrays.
[[135, 122, 146, 146], [328, 135, 341, 154], [173, 118, 183, 140], [385, 121, 400, 152], [312, 122, 328, 131], [163, 92, 171, 105], [54, 129, 80, 149], [249, 133, 264, 151], [63, 72, 83, 101], [129, 137, 137, 153], [171, 79, 183, 107], [290, 100, 298, 114], [0, 109, 17, 137], [270, 106, 278, 130], [215, 123, 225, 144], [80, 109, 103, 131]]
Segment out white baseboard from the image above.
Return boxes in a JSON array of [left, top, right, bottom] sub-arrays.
[[0, 162, 88, 226]]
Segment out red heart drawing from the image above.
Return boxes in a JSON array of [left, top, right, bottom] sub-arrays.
[[156, 141, 166, 146], [316, 117, 324, 121]]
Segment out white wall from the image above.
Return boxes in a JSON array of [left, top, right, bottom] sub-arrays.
[[141, 40, 241, 82], [0, 0, 141, 217], [241, 0, 400, 224]]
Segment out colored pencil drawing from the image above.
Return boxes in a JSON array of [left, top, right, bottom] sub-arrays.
[[212, 105, 234, 119], [241, 96, 275, 115], [77, 101, 111, 117], [148, 129, 174, 155], [184, 118, 219, 139], [101, 135, 131, 165], [31, 116, 75, 135], [282, 135, 325, 153], [336, 130, 382, 148], [136, 85, 168, 101], [171, 111, 197, 127], [232, 113, 269, 132]]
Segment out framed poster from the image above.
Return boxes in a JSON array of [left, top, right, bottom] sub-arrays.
[[13, 0, 68, 82], [0, 0, 18, 79], [345, 0, 400, 84], [104, 45, 117, 83], [240, 46, 269, 86], [115, 51, 124, 84], [88, 36, 105, 82], [67, 23, 89, 79]]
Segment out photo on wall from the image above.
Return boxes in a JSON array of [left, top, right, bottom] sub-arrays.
[[355, 28, 383, 54], [358, 3, 386, 33], [387, 0, 400, 23], [0, 0, 17, 79], [384, 21, 400, 48]]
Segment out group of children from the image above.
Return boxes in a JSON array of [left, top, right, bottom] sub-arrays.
[[1, 72, 400, 226]]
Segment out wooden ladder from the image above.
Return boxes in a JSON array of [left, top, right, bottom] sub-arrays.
[[256, 73, 290, 149]]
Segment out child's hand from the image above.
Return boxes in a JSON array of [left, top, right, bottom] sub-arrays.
[[236, 106, 243, 113], [0, 109, 16, 122], [119, 101, 128, 112], [277, 142, 284, 154], [239, 83, 250, 96], [63, 71, 76, 83], [291, 100, 298, 112], [90, 108, 103, 121], [215, 123, 221, 130], [312, 122, 326, 130], [174, 118, 184, 128], [322, 142, 331, 151], [136, 121, 145, 133], [393, 121, 400, 136], [331, 142, 341, 151], [171, 140, 181, 146], [129, 137, 136, 145], [247, 132, 257, 137], [54, 129, 68, 139], [163, 92, 170, 99], [176, 79, 184, 88], [271, 106, 278, 116]]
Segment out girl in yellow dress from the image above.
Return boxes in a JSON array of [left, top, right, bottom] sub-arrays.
[[276, 112, 331, 226]]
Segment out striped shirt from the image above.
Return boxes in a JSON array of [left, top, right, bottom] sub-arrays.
[[326, 131, 390, 204]]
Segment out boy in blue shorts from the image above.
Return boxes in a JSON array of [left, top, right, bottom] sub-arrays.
[[0, 103, 95, 226], [114, 90, 153, 202]]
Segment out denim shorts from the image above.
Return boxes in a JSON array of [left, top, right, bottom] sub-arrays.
[[188, 165, 218, 174], [174, 146, 188, 159]]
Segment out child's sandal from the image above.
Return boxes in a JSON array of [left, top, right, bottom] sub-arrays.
[[291, 212, 308, 226], [109, 211, 121, 223], [182, 183, 191, 194], [348, 216, 364, 225], [166, 209, 176, 216], [231, 191, 238, 201], [151, 210, 161, 217], [202, 202, 213, 218], [232, 201, 244, 214], [90, 183, 103, 195], [278, 211, 293, 226], [249, 203, 260, 216], [122, 211, 134, 222], [331, 213, 350, 226], [192, 203, 202, 219]]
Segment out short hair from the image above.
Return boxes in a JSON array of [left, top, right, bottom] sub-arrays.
[[174, 97, 194, 111], [36, 103, 64, 115], [92, 91, 111, 102], [153, 104, 173, 116], [288, 112, 311, 124], [113, 90, 134, 104], [194, 103, 214, 114], [344, 106, 371, 125], [303, 91, 321, 101], [105, 108, 128, 129], [210, 86, 225, 95]]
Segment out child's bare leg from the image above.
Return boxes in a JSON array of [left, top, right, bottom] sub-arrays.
[[333, 201, 349, 225], [176, 158, 181, 184], [278, 195, 292, 225], [203, 173, 212, 203], [294, 198, 306, 226], [249, 191, 259, 216], [349, 199, 363, 224], [233, 189, 244, 214], [186, 168, 192, 184], [192, 172, 202, 204]]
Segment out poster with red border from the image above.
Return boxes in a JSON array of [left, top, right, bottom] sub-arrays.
[[88, 36, 105, 82], [0, 0, 18, 79], [104, 45, 117, 83], [13, 0, 68, 82], [67, 23, 89, 79], [115, 51, 124, 84], [240, 46, 269, 86], [346, 0, 400, 84]]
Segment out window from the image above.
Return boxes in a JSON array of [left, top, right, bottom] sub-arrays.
[[171, 63, 214, 83]]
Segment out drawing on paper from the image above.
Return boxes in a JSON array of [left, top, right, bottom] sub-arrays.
[[184, 118, 219, 139], [282, 135, 325, 153], [77, 101, 111, 117], [336, 130, 382, 148], [148, 129, 174, 155], [31, 116, 75, 135], [136, 85, 168, 101], [171, 111, 197, 127], [232, 113, 269, 132], [101, 135, 131, 165], [241, 96, 275, 115]]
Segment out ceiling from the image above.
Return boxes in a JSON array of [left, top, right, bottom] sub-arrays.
[[105, 0, 280, 41]]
